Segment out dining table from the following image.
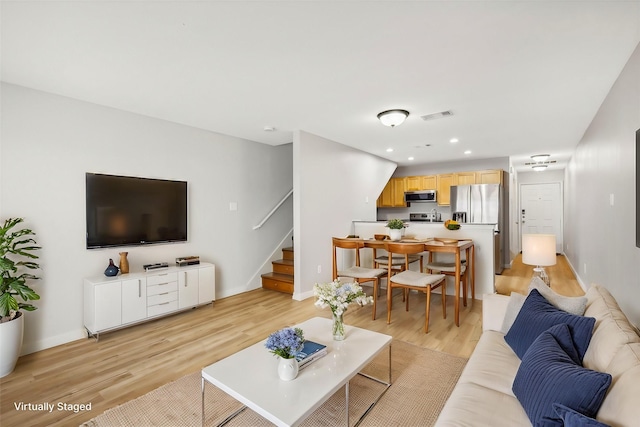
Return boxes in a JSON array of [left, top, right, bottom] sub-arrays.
[[363, 238, 475, 327]]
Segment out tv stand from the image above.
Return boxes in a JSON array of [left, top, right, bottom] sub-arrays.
[[83, 262, 215, 340]]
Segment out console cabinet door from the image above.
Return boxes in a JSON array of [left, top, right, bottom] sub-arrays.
[[122, 278, 147, 324], [178, 269, 199, 308], [95, 282, 122, 331], [198, 265, 215, 303]]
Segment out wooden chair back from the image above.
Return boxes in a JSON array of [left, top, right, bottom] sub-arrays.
[[332, 237, 364, 279]]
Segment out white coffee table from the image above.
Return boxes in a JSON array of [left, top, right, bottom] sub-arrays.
[[201, 317, 392, 427]]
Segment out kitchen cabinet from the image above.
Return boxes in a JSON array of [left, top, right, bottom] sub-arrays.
[[392, 178, 407, 206], [405, 176, 422, 191], [377, 177, 406, 207], [476, 170, 503, 184], [455, 172, 476, 185], [437, 174, 456, 206], [405, 175, 437, 191]]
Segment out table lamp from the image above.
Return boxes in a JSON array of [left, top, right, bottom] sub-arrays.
[[522, 234, 556, 286]]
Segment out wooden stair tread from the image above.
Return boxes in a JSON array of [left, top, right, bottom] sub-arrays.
[[272, 259, 293, 266], [261, 272, 294, 282]]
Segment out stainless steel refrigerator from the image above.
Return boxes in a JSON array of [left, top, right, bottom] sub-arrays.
[[450, 184, 505, 274]]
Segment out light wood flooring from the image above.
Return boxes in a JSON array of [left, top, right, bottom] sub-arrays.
[[0, 253, 582, 427]]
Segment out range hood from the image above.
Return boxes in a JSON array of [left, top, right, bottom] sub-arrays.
[[404, 190, 437, 203]]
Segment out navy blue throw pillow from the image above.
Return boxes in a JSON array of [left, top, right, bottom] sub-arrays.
[[504, 289, 595, 361], [512, 324, 612, 426], [551, 403, 611, 427]]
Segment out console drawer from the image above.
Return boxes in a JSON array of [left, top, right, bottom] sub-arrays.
[[147, 290, 178, 306], [147, 272, 178, 286], [147, 299, 179, 317], [147, 281, 178, 296]]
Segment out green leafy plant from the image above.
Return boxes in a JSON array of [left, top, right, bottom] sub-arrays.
[[386, 219, 407, 230], [0, 218, 41, 322]]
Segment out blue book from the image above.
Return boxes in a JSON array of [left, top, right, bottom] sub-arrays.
[[296, 340, 327, 365]]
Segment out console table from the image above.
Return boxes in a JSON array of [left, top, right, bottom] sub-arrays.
[[83, 262, 215, 340]]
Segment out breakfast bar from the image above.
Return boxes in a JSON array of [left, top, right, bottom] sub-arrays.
[[350, 221, 496, 303]]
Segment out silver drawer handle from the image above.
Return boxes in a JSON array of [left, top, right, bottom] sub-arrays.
[[159, 302, 170, 306], [159, 292, 169, 296]]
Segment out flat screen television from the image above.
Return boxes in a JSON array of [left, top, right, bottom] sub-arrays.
[[86, 173, 187, 249]]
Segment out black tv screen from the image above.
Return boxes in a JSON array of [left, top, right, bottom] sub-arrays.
[[86, 173, 187, 249]]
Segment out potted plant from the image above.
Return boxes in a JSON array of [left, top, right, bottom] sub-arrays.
[[386, 219, 407, 241], [0, 218, 41, 378]]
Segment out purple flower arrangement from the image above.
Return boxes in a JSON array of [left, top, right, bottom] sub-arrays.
[[264, 327, 305, 359]]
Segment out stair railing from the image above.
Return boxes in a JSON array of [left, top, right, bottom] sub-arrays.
[[253, 189, 293, 230]]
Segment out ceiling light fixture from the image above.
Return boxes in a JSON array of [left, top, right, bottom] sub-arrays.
[[531, 154, 550, 162], [532, 164, 548, 172], [408, 156, 415, 161], [450, 138, 459, 143], [377, 109, 409, 127], [263, 126, 276, 132], [386, 148, 394, 152], [464, 150, 472, 155]]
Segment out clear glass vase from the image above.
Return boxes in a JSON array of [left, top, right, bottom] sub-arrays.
[[332, 311, 345, 341]]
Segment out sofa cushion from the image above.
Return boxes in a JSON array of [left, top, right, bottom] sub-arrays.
[[500, 291, 527, 334], [583, 285, 640, 372], [456, 330, 521, 396], [550, 404, 611, 427], [500, 279, 588, 334], [512, 324, 612, 426], [528, 277, 587, 315], [595, 343, 640, 427], [504, 289, 595, 361]]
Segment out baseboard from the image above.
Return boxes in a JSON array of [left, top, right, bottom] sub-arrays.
[[564, 255, 588, 292], [21, 328, 87, 356]]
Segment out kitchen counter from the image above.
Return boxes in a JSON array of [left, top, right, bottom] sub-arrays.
[[351, 221, 496, 299]]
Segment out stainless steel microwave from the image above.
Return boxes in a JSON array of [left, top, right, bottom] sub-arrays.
[[404, 190, 437, 203]]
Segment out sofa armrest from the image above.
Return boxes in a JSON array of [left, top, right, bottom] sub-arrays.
[[482, 293, 511, 332]]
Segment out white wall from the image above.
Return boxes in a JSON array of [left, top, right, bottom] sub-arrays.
[[292, 131, 396, 299], [564, 42, 640, 327], [0, 83, 293, 354]]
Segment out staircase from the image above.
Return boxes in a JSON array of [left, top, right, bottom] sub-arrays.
[[261, 247, 294, 294]]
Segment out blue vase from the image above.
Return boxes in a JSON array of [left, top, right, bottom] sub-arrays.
[[104, 258, 119, 277]]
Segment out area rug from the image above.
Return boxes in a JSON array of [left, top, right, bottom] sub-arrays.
[[81, 340, 466, 427]]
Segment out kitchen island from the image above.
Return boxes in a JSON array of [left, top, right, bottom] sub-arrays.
[[351, 221, 497, 299]]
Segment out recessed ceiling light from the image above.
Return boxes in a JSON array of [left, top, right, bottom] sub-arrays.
[[408, 156, 414, 161], [263, 126, 276, 132], [531, 154, 550, 162], [464, 150, 472, 155], [450, 138, 459, 143], [386, 148, 394, 152]]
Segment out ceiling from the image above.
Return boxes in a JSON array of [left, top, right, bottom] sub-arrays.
[[2, 1, 639, 172]]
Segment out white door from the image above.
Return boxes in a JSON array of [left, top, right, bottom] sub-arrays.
[[520, 183, 563, 253]]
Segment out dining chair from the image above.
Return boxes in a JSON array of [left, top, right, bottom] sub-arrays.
[[425, 254, 472, 306], [384, 242, 446, 333], [332, 237, 388, 320]]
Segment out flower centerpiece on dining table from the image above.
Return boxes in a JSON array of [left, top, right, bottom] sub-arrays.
[[386, 218, 407, 241], [313, 280, 374, 340], [265, 327, 305, 381]]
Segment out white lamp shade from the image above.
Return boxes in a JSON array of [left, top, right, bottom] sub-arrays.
[[377, 109, 409, 127], [522, 234, 557, 266]]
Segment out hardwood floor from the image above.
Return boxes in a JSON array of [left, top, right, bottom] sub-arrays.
[[0, 253, 582, 427]]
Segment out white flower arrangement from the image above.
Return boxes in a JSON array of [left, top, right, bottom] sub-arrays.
[[313, 280, 374, 316]]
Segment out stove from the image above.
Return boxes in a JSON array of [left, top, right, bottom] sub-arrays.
[[409, 212, 442, 222]]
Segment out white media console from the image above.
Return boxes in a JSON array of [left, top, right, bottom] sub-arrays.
[[83, 262, 215, 339]]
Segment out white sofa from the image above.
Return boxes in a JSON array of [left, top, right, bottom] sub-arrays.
[[435, 284, 640, 426]]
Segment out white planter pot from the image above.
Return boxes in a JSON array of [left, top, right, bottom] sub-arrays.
[[277, 356, 299, 381], [0, 312, 24, 378], [389, 229, 403, 241]]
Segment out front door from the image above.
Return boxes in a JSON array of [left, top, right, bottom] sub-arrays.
[[519, 182, 563, 253]]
